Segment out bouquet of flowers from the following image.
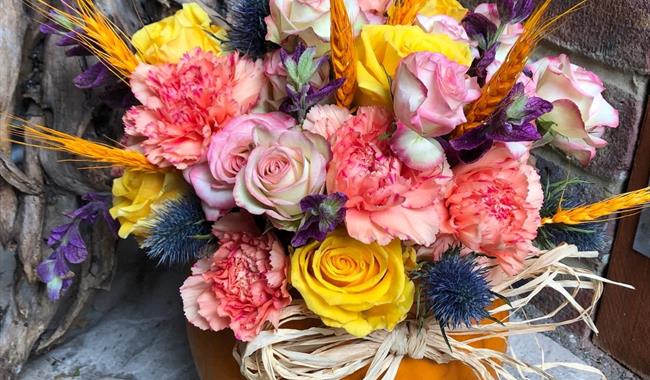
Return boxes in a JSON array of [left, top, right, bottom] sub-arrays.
[[10, 0, 646, 378]]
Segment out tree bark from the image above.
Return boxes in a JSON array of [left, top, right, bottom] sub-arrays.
[[0, 1, 203, 377]]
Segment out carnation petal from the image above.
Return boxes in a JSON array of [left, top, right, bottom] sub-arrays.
[[197, 290, 230, 332], [180, 275, 213, 331], [370, 205, 441, 246]]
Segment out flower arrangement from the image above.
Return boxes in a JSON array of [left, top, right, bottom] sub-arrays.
[[8, 0, 647, 378]]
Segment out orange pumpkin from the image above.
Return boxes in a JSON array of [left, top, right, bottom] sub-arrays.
[[187, 302, 508, 380]]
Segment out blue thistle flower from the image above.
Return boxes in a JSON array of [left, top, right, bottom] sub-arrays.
[[141, 196, 215, 267], [227, 0, 273, 59], [535, 174, 610, 252], [416, 249, 495, 330]]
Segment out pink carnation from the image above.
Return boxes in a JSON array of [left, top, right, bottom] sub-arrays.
[[302, 104, 352, 141], [124, 49, 266, 169], [183, 113, 296, 221], [180, 217, 291, 342], [445, 146, 543, 275], [327, 107, 452, 246]]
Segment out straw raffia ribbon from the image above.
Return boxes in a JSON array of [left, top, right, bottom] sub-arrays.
[[235, 245, 632, 380]]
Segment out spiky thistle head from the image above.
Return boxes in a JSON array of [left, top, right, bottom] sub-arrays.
[[535, 175, 609, 252], [226, 0, 274, 59], [141, 196, 215, 267], [415, 248, 494, 330]]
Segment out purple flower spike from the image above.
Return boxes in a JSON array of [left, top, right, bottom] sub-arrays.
[[291, 192, 348, 247], [461, 12, 497, 49], [450, 83, 552, 162], [73, 62, 111, 89], [37, 192, 117, 301]]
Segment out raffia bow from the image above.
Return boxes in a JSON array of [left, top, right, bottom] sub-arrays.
[[234, 245, 631, 380]]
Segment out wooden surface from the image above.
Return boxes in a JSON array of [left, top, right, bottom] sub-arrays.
[[594, 95, 650, 377]]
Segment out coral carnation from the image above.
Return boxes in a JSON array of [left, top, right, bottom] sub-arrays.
[[327, 107, 452, 246], [124, 49, 266, 169], [180, 215, 291, 341], [445, 146, 543, 275]]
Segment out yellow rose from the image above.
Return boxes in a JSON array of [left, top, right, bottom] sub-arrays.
[[355, 25, 473, 107], [290, 229, 415, 337], [110, 169, 187, 238], [419, 0, 468, 21], [132, 3, 226, 64]]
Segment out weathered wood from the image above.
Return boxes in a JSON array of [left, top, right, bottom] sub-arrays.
[[0, 1, 207, 378]]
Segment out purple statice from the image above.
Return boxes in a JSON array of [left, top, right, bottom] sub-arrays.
[[37, 193, 117, 301], [449, 83, 552, 162], [291, 192, 348, 247], [279, 42, 344, 122]]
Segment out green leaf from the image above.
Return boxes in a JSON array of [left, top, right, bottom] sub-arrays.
[[284, 58, 299, 86], [297, 48, 317, 86]]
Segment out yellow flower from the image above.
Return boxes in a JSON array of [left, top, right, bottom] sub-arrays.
[[355, 25, 473, 107], [110, 169, 187, 239], [290, 229, 415, 337], [132, 3, 226, 64], [419, 0, 468, 21]]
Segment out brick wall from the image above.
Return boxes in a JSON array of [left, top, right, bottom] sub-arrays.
[[464, 0, 650, 274]]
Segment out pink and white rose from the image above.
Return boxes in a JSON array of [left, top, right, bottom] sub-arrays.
[[359, 0, 391, 24], [416, 14, 473, 45], [180, 214, 291, 342], [265, 0, 364, 54], [234, 127, 330, 230], [529, 54, 619, 165], [392, 51, 480, 137], [444, 146, 543, 275], [183, 113, 296, 220]]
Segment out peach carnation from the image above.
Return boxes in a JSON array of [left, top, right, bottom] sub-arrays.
[[327, 107, 452, 246], [180, 215, 291, 342], [302, 104, 351, 141], [445, 146, 543, 275], [124, 49, 266, 169]]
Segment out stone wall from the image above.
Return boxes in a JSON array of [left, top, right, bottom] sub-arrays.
[[464, 0, 649, 274]]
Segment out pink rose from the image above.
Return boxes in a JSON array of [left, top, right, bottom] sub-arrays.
[[302, 104, 352, 141], [265, 0, 363, 54], [445, 146, 543, 275], [327, 107, 452, 246], [359, 0, 391, 24], [392, 51, 480, 137], [124, 50, 266, 169], [183, 113, 296, 220], [416, 15, 473, 45], [529, 54, 619, 165], [180, 214, 291, 342], [234, 127, 330, 230]]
